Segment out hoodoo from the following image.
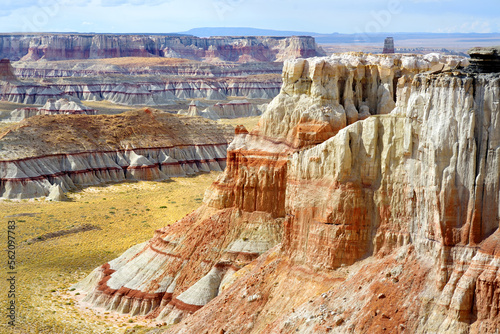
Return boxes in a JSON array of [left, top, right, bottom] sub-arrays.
[[71, 51, 500, 334], [467, 46, 500, 73]]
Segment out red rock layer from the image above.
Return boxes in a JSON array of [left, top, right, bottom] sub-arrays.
[[0, 109, 233, 199], [160, 71, 500, 333], [75, 54, 500, 334], [12, 61, 283, 79]]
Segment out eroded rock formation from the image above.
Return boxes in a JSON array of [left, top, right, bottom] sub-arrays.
[[179, 99, 262, 120], [156, 55, 500, 334], [0, 35, 323, 108], [0, 71, 281, 106], [0, 34, 324, 62], [71, 51, 500, 334], [4, 98, 97, 122], [467, 46, 500, 73], [11, 58, 283, 78], [0, 109, 233, 199]]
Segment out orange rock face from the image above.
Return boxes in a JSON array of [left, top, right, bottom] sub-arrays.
[[75, 53, 500, 334]]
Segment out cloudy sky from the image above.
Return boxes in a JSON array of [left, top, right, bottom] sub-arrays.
[[0, 0, 498, 34]]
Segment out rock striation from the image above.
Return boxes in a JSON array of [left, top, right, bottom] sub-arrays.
[[11, 58, 283, 79], [178, 100, 262, 120], [0, 35, 323, 109], [5, 98, 97, 122], [0, 34, 325, 62], [0, 72, 281, 106], [72, 51, 497, 334], [154, 58, 500, 333], [467, 46, 500, 73], [0, 109, 233, 199]]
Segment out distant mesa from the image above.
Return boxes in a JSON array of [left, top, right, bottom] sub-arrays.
[[0, 34, 325, 63], [0, 56, 283, 107]]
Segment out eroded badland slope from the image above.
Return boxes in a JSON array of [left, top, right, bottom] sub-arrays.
[[71, 49, 500, 334], [0, 109, 233, 199]]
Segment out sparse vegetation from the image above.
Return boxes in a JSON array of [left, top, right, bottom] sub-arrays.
[[0, 172, 220, 334], [218, 115, 261, 132]]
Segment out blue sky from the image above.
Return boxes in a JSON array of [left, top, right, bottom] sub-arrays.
[[0, 0, 498, 34]]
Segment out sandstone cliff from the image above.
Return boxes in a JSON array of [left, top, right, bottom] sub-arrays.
[[11, 58, 283, 78], [71, 51, 500, 334], [0, 34, 325, 62], [156, 54, 500, 334], [0, 109, 233, 199]]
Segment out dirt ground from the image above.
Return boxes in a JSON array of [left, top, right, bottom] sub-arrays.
[[0, 173, 221, 334]]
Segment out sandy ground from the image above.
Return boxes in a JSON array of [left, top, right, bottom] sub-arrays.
[[0, 173, 220, 334]]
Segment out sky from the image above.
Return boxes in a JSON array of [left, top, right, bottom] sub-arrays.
[[0, 0, 498, 35]]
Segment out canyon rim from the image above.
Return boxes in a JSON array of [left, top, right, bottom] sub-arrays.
[[1, 9, 500, 333], [70, 49, 500, 334]]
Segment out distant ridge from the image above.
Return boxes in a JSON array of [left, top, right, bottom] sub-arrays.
[[178, 27, 500, 44], [179, 27, 318, 37]]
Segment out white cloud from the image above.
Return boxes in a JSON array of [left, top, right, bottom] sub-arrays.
[[100, 0, 170, 6], [437, 20, 494, 33]]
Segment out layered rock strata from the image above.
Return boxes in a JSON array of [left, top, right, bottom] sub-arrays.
[[11, 59, 283, 78], [179, 100, 262, 120], [0, 34, 325, 62], [467, 46, 500, 73], [0, 109, 233, 199], [1, 73, 281, 105], [5, 98, 97, 122], [163, 58, 500, 333], [73, 52, 483, 332]]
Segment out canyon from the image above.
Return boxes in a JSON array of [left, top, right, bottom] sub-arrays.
[[0, 34, 325, 113], [0, 34, 324, 62], [0, 109, 233, 199], [6, 98, 98, 122], [178, 99, 264, 120], [70, 50, 500, 334], [0, 57, 282, 107]]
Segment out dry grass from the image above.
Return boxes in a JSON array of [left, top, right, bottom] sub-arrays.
[[0, 101, 40, 113], [0, 121, 14, 137], [94, 57, 197, 67], [0, 172, 221, 334], [81, 100, 191, 115], [80, 101, 132, 115], [218, 116, 261, 132]]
